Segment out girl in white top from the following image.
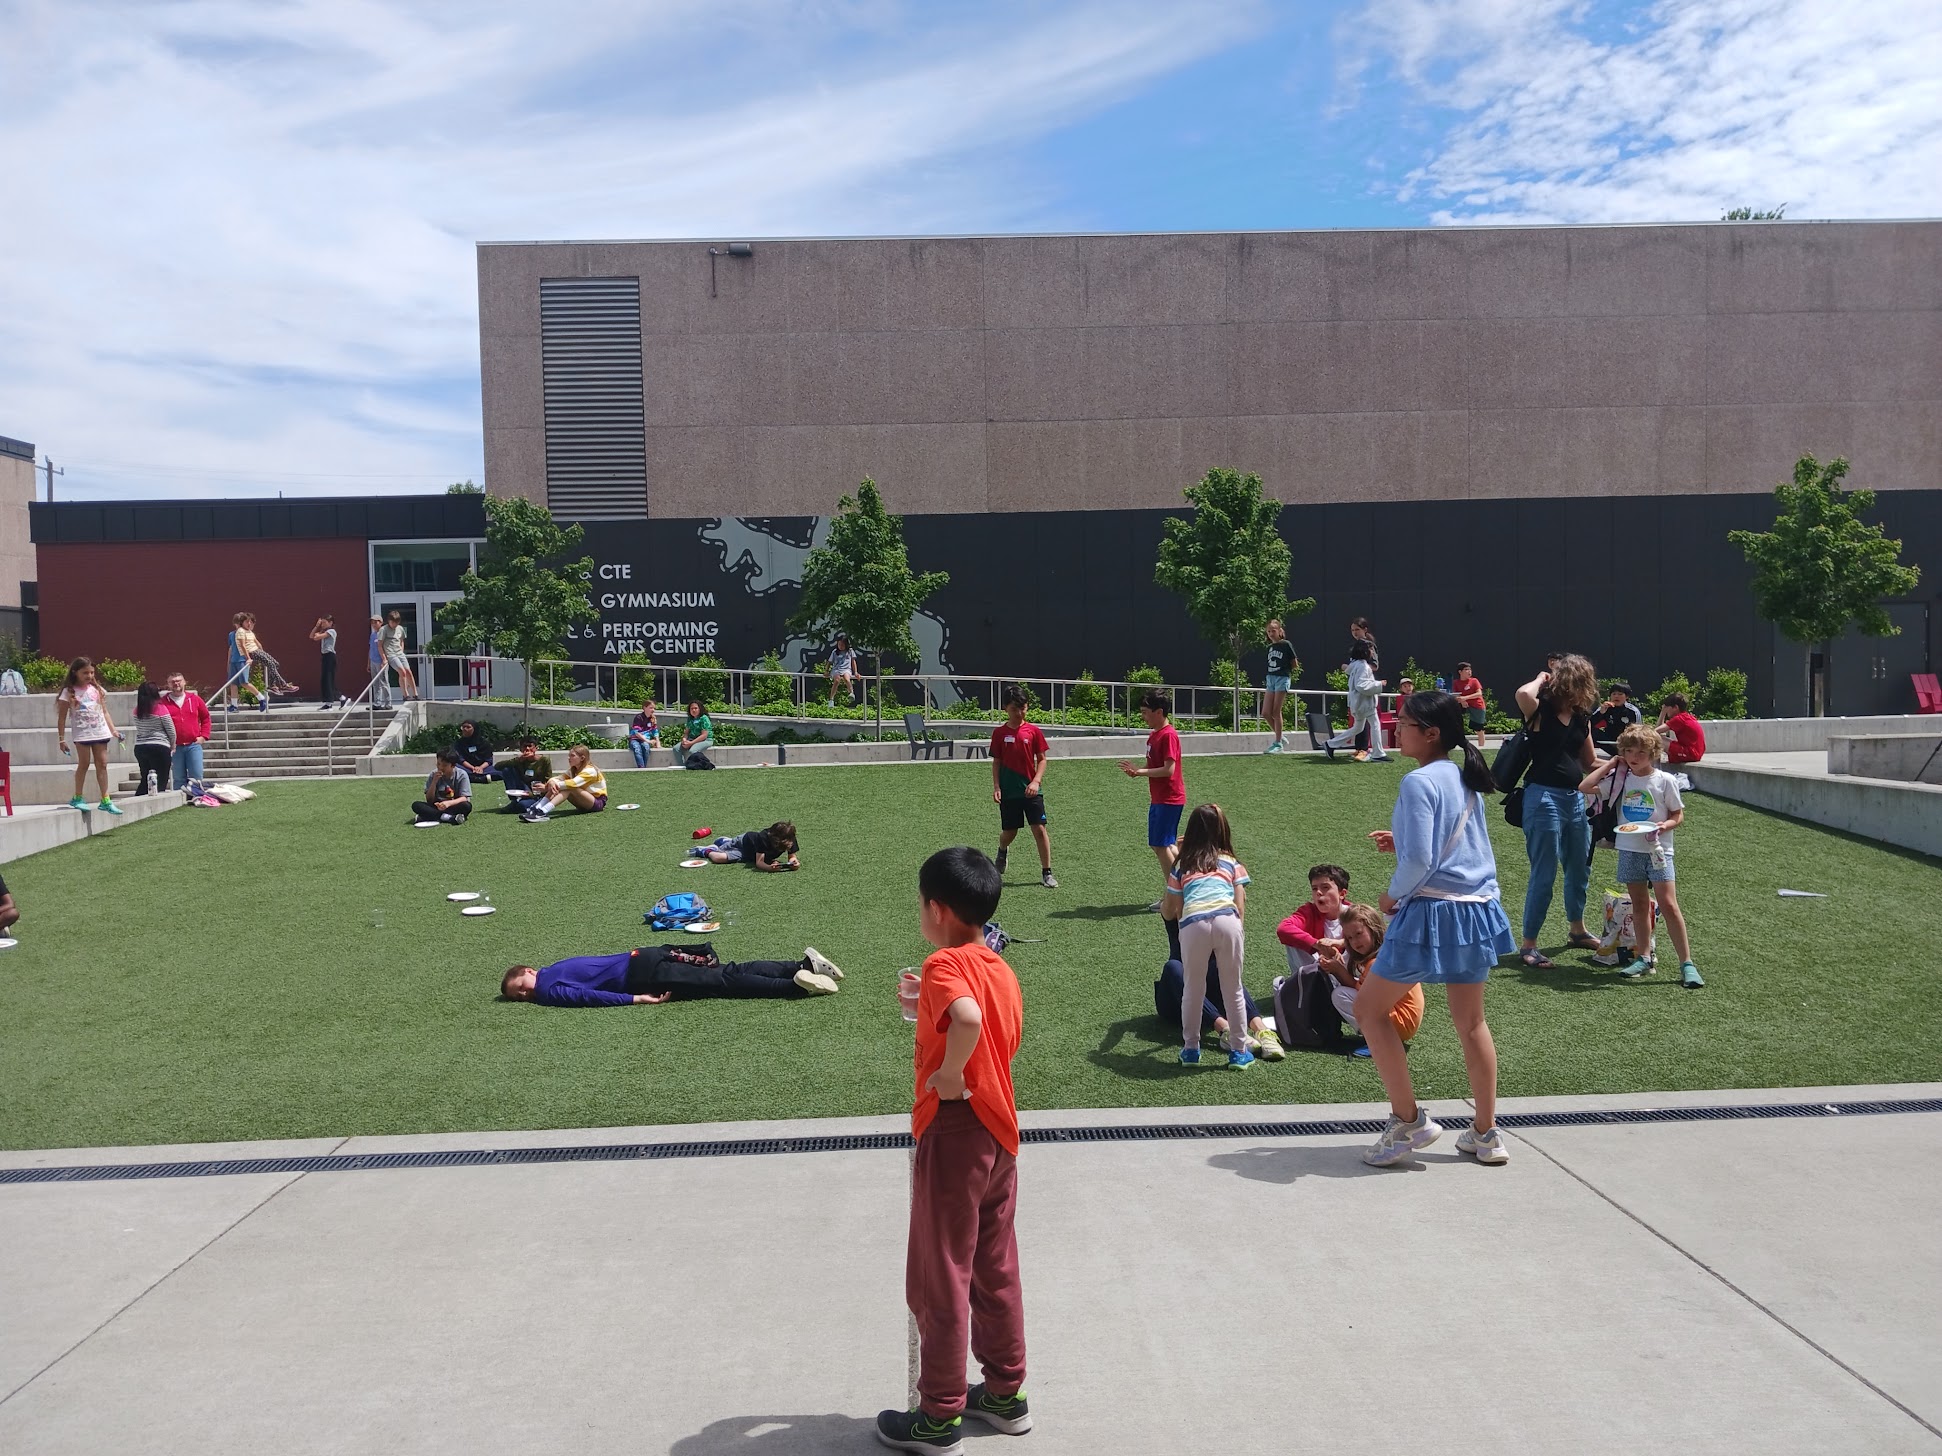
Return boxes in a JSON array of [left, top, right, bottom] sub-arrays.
[[380, 611, 420, 701], [1162, 802, 1257, 1069], [55, 657, 124, 813], [1325, 641, 1388, 762]]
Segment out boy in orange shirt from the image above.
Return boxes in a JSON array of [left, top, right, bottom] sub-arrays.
[[879, 847, 1030, 1454]]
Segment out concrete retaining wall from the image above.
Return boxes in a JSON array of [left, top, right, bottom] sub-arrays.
[[1688, 760, 1942, 860], [1828, 734, 1942, 785], [0, 792, 186, 865], [1700, 715, 1936, 753]]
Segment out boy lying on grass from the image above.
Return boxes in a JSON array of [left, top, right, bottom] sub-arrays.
[[501, 943, 844, 1004], [703, 821, 801, 870]]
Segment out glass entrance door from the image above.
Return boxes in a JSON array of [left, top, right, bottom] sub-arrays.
[[374, 594, 469, 700]]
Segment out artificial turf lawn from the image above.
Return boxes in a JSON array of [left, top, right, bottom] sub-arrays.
[[3, 752, 1939, 1149]]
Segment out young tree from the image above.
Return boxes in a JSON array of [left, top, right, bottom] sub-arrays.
[[430, 494, 597, 720], [1155, 466, 1315, 730], [788, 477, 948, 738], [1728, 453, 1920, 715]]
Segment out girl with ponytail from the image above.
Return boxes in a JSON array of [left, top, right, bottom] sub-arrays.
[[1357, 689, 1518, 1169]]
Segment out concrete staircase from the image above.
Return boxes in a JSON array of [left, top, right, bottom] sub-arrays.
[[113, 707, 395, 792]]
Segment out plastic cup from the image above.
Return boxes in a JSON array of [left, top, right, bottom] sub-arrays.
[[897, 968, 922, 1022]]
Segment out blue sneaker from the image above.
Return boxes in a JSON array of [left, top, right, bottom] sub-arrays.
[[1178, 1047, 1201, 1065], [1680, 962, 1704, 989], [1228, 1048, 1256, 1069], [98, 799, 123, 816], [1619, 956, 1655, 979]]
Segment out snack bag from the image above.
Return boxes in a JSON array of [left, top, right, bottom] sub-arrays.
[[1593, 889, 1656, 966]]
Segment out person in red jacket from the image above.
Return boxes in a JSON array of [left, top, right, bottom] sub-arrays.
[[161, 671, 212, 788], [1656, 692, 1707, 763], [1276, 863, 1350, 975]]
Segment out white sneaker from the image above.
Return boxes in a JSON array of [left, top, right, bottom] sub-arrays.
[[804, 946, 844, 982], [1456, 1125, 1510, 1165], [1364, 1109, 1443, 1166], [793, 969, 840, 996]]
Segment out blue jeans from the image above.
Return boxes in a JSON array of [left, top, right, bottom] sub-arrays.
[[1521, 782, 1590, 941], [171, 742, 204, 789], [629, 735, 656, 767]]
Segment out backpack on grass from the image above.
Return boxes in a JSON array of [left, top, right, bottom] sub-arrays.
[[644, 892, 713, 932], [1272, 970, 1352, 1052]]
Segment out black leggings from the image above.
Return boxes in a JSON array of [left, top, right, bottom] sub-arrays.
[[319, 652, 336, 702], [413, 800, 472, 823], [670, 959, 809, 999], [134, 743, 174, 794]]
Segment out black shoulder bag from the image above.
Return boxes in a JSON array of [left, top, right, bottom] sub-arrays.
[[1492, 713, 1540, 828]]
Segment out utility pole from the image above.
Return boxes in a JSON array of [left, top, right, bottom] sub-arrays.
[[42, 456, 63, 502]]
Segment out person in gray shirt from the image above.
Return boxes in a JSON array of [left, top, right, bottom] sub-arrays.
[[412, 748, 472, 824]]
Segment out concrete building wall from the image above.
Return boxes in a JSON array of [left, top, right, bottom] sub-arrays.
[[478, 221, 1942, 518], [0, 438, 38, 612]]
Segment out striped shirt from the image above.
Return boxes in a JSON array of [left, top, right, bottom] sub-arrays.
[[1167, 855, 1249, 925]]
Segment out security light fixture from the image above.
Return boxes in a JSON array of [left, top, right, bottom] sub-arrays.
[[708, 242, 755, 296]]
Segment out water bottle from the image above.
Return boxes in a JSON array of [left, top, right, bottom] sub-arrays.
[[144, 770, 158, 795]]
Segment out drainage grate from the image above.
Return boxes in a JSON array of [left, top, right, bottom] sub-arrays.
[[3, 1097, 1937, 1186]]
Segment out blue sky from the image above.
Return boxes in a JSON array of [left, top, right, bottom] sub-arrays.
[[1, 0, 1937, 500]]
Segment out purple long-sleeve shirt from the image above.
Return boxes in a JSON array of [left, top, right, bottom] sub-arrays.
[[534, 951, 636, 1007]]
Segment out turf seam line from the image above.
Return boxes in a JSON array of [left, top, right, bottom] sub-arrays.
[[1509, 1127, 1942, 1442], [2, 1097, 1937, 1185], [0, 1162, 317, 1410]]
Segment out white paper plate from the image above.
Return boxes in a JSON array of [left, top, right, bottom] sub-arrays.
[[685, 920, 721, 933], [413, 818, 442, 828], [460, 904, 497, 917], [1614, 823, 1656, 835], [0, 937, 17, 949], [615, 803, 641, 811], [680, 857, 709, 868], [446, 892, 481, 902]]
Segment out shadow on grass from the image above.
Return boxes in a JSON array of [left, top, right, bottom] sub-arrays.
[[1208, 1146, 1418, 1182], [1089, 1015, 1194, 1081], [670, 1414, 878, 1454], [1499, 949, 1636, 994], [1049, 903, 1153, 922]]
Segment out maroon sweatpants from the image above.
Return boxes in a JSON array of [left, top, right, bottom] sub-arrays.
[[907, 1100, 1028, 1419]]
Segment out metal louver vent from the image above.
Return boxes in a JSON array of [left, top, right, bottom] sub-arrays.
[[540, 276, 646, 520]]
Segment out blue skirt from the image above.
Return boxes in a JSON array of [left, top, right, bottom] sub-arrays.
[[1371, 898, 1516, 985]]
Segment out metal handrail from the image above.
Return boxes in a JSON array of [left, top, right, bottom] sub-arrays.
[[210, 661, 260, 751], [324, 670, 393, 777]]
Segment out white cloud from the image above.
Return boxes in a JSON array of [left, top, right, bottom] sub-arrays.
[[0, 0, 1262, 498], [1341, 0, 1942, 224]]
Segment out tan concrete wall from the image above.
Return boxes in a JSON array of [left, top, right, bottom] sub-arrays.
[[477, 221, 1942, 517], [0, 451, 36, 609]]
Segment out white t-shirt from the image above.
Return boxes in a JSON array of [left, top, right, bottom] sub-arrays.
[[1614, 767, 1683, 852], [320, 628, 338, 653]]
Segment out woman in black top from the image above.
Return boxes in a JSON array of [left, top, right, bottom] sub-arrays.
[[1513, 654, 1601, 967]]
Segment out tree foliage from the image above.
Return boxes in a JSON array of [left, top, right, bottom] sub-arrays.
[[429, 494, 596, 717], [1728, 453, 1919, 714], [788, 478, 948, 732], [1155, 466, 1315, 728], [1721, 204, 1787, 220]]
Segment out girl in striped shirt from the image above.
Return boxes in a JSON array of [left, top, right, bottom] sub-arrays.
[[1163, 803, 1256, 1069]]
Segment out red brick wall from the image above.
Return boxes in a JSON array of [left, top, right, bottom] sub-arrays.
[[36, 539, 370, 697]]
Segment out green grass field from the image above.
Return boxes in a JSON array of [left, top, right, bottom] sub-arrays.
[[3, 753, 1938, 1150]]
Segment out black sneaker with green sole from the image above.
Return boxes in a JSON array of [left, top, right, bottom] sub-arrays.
[[875, 1408, 963, 1453], [965, 1382, 1032, 1434]]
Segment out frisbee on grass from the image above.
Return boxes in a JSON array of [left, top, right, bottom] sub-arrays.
[[0, 937, 17, 949], [685, 920, 722, 933], [461, 905, 497, 917], [615, 803, 641, 811], [680, 857, 709, 869], [412, 819, 442, 828], [447, 892, 481, 902]]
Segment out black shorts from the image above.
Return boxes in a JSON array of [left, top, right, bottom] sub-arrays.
[[1467, 707, 1487, 729], [1000, 795, 1048, 831]]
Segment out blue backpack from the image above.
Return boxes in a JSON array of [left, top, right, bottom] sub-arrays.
[[645, 892, 712, 932]]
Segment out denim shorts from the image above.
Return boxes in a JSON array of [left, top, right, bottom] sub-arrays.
[[1616, 848, 1675, 884], [1264, 673, 1291, 693], [1147, 802, 1184, 847]]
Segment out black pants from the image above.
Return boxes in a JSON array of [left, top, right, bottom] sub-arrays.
[[134, 743, 174, 794], [664, 959, 810, 999], [319, 651, 336, 703], [413, 800, 472, 823]]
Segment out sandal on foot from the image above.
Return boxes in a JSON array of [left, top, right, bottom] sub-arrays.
[[1566, 932, 1602, 950], [1519, 950, 1555, 969]]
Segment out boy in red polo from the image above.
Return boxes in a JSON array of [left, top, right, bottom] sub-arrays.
[[989, 686, 1055, 888], [879, 847, 1029, 1454]]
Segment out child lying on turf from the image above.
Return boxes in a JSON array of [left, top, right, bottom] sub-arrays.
[[501, 943, 844, 1003], [704, 821, 800, 870]]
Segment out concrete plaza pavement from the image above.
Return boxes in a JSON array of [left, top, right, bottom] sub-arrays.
[[2, 1085, 1938, 1455]]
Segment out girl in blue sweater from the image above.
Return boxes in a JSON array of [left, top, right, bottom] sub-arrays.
[[1358, 689, 1518, 1168]]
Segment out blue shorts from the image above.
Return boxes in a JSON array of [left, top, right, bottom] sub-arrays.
[[1264, 674, 1291, 693], [1616, 848, 1675, 884], [1147, 802, 1184, 848]]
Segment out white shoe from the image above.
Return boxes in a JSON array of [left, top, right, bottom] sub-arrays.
[[793, 969, 840, 996], [804, 946, 844, 982], [1364, 1109, 1443, 1166], [1456, 1126, 1510, 1165]]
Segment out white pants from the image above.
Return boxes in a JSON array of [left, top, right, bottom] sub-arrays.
[[1179, 914, 1248, 1051], [1330, 980, 1362, 1030], [1326, 702, 1385, 758]]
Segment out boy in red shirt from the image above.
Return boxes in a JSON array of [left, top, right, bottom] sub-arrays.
[[1452, 661, 1487, 748], [1119, 689, 1186, 890], [989, 686, 1055, 888], [880, 847, 1029, 1453], [1656, 691, 1707, 763]]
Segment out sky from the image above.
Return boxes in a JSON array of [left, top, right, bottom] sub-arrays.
[[1, 0, 1938, 501]]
